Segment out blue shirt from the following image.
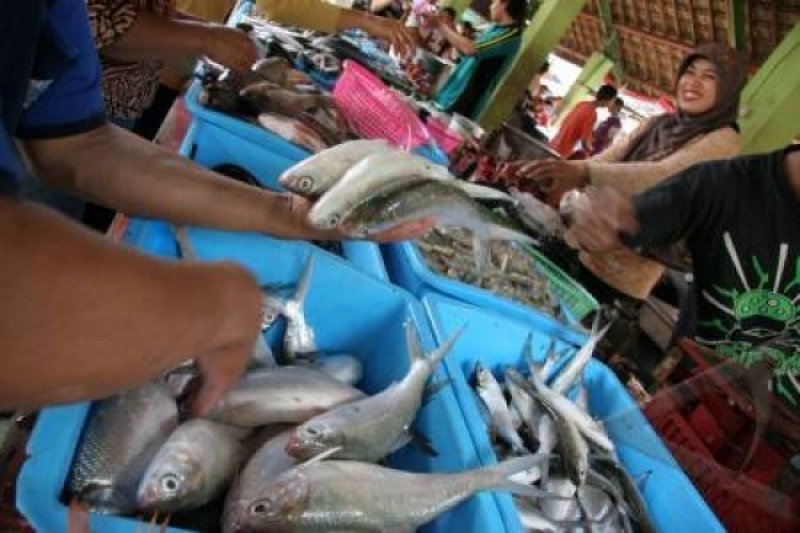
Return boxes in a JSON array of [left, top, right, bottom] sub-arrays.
[[0, 0, 106, 197]]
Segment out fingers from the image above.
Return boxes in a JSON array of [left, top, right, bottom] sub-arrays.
[[187, 346, 250, 417]]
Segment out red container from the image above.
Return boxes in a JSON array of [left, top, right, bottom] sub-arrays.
[[643, 340, 800, 533]]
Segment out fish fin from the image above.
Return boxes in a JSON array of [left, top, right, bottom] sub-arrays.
[[426, 324, 466, 369], [520, 332, 535, 364], [455, 181, 514, 202], [294, 256, 314, 309], [635, 469, 653, 491], [472, 236, 488, 275], [488, 454, 570, 501], [481, 223, 539, 246], [407, 427, 438, 457], [299, 446, 342, 467], [422, 378, 453, 404], [251, 334, 278, 368], [404, 320, 425, 364]]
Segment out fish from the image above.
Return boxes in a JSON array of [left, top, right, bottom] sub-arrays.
[[250, 334, 277, 368], [505, 368, 542, 439], [223, 454, 560, 532], [315, 354, 363, 386], [510, 187, 565, 238], [550, 317, 609, 395], [257, 113, 328, 153], [340, 181, 535, 254], [594, 459, 656, 533], [65, 383, 178, 514], [241, 83, 324, 116], [278, 140, 394, 198], [136, 420, 251, 512], [260, 258, 317, 364], [251, 56, 290, 86], [540, 476, 578, 521], [207, 366, 365, 427], [223, 429, 298, 532], [475, 363, 529, 455], [507, 372, 590, 486], [308, 151, 512, 231], [285, 322, 462, 462]]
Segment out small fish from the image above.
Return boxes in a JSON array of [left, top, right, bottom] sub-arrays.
[[241, 83, 324, 115], [285, 322, 462, 462], [550, 317, 609, 395], [137, 420, 251, 512], [278, 140, 393, 198], [66, 383, 178, 514], [510, 187, 565, 238], [475, 363, 529, 455], [224, 454, 560, 532], [257, 113, 328, 153], [223, 429, 298, 532], [505, 368, 543, 438], [540, 476, 578, 521], [207, 366, 365, 427]]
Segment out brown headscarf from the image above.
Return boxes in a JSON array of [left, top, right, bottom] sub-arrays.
[[621, 43, 748, 162]]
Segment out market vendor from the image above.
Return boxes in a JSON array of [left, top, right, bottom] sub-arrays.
[[563, 145, 800, 406], [521, 44, 747, 302], [0, 0, 430, 414], [431, 0, 526, 119]]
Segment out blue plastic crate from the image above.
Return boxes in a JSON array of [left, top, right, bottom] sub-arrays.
[[383, 242, 588, 345], [422, 294, 724, 533], [17, 228, 498, 533]]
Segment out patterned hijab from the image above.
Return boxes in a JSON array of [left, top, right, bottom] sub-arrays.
[[621, 43, 748, 162]]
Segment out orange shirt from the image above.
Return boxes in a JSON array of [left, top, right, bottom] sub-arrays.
[[550, 101, 597, 158]]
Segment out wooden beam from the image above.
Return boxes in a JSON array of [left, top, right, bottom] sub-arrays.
[[477, 0, 589, 131], [739, 23, 800, 154], [726, 0, 748, 50]]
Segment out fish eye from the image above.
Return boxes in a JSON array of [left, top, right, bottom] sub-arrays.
[[160, 473, 180, 493], [327, 213, 341, 228], [304, 425, 321, 437], [249, 500, 272, 516], [298, 176, 314, 191]]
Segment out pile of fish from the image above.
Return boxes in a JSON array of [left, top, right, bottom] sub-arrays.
[[279, 140, 533, 261], [63, 252, 570, 532], [198, 56, 350, 152], [470, 323, 656, 532], [418, 227, 565, 319]]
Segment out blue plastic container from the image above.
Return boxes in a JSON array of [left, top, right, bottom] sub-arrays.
[[17, 227, 498, 533], [383, 242, 588, 345], [422, 294, 724, 533]]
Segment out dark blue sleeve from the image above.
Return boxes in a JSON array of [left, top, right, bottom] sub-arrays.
[[16, 0, 106, 139], [0, 128, 23, 196]]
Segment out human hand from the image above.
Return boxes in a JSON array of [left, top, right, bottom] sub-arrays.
[[562, 187, 638, 254], [518, 159, 589, 206], [203, 25, 259, 74], [186, 263, 262, 417], [364, 15, 417, 59]]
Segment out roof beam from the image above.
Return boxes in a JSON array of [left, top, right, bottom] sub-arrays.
[[727, 0, 749, 50]]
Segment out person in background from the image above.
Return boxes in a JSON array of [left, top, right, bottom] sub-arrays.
[[0, 0, 429, 413], [523, 44, 747, 302], [423, 7, 456, 56], [564, 145, 800, 408], [527, 61, 550, 102], [432, 0, 527, 120], [591, 96, 624, 155], [548, 84, 618, 159]]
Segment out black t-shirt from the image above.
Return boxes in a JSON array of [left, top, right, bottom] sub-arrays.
[[629, 145, 800, 404]]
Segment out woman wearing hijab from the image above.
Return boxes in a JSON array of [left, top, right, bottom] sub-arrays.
[[522, 43, 748, 301], [431, 0, 527, 119]]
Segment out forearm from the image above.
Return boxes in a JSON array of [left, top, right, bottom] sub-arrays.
[[101, 11, 209, 64], [0, 199, 260, 410], [23, 124, 334, 240]]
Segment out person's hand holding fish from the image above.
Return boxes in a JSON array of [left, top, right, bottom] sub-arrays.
[[519, 159, 589, 206], [562, 187, 638, 254], [364, 14, 417, 60]]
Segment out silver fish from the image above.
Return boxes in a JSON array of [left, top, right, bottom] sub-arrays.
[[309, 151, 511, 231], [278, 139, 393, 197], [315, 354, 363, 386], [285, 322, 462, 462], [475, 363, 529, 455], [137, 419, 251, 512], [224, 454, 558, 532], [508, 372, 589, 486], [250, 334, 277, 368], [207, 366, 365, 427], [505, 368, 542, 438], [509, 187, 565, 238], [550, 317, 609, 395], [223, 429, 298, 532], [540, 476, 578, 521], [341, 180, 535, 248], [515, 499, 561, 532], [66, 383, 178, 514], [575, 385, 590, 412]]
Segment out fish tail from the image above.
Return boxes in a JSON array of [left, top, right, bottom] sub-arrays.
[[294, 256, 314, 308], [426, 324, 466, 369], [404, 320, 425, 364], [456, 182, 514, 202]]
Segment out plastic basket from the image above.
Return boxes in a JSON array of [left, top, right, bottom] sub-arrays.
[[17, 228, 498, 533], [333, 60, 431, 149], [423, 294, 725, 533], [382, 241, 588, 345]]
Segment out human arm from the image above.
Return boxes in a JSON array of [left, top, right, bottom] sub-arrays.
[[88, 2, 257, 73], [432, 16, 476, 55], [256, 0, 416, 56], [0, 198, 261, 414]]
